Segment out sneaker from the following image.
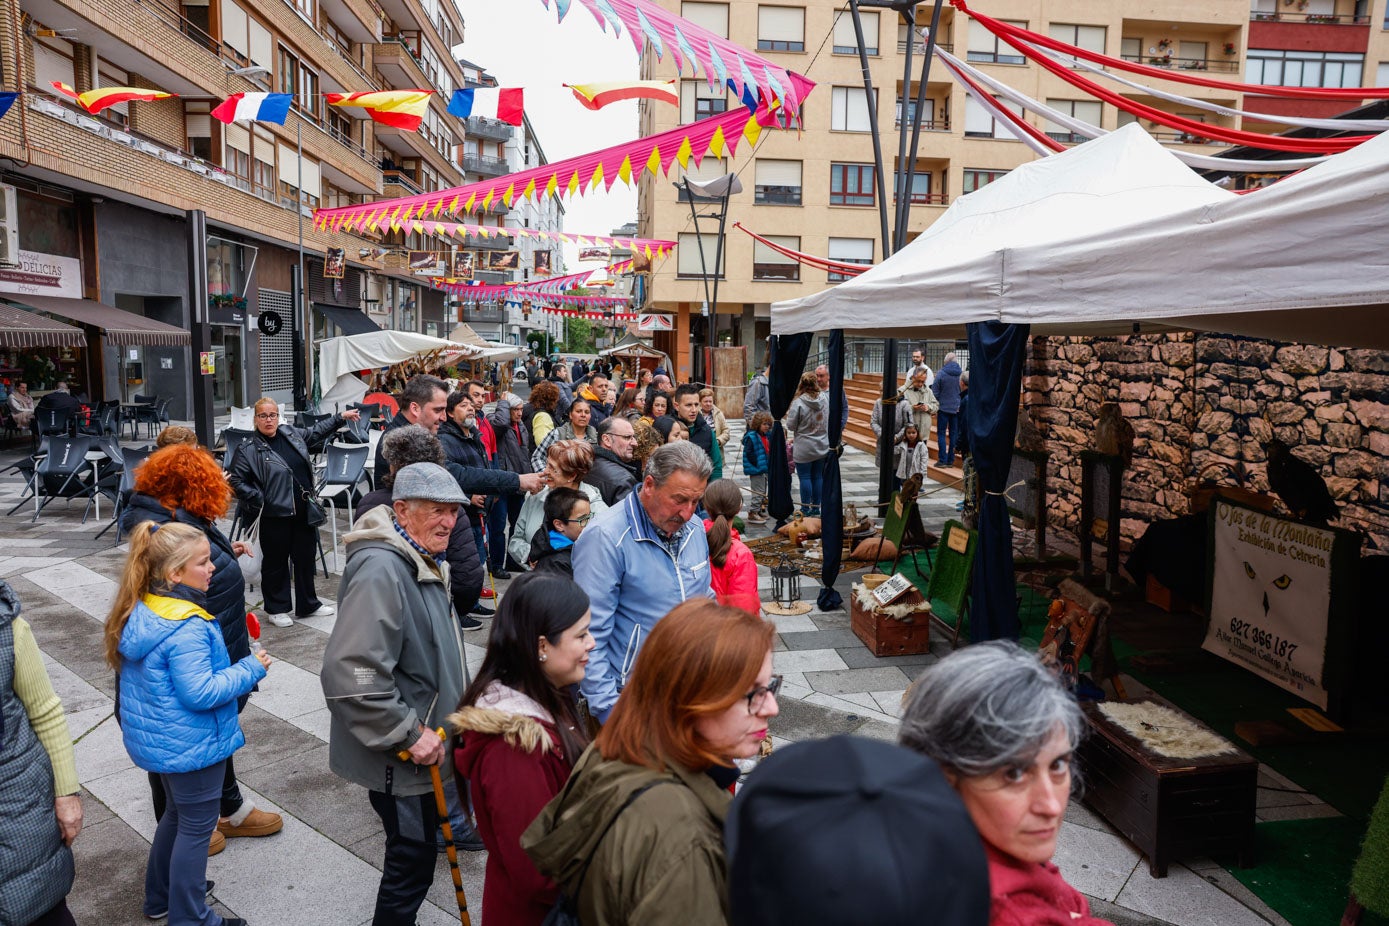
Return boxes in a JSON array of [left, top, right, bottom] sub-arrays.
[[479, 587, 495, 599], [747, 511, 768, 524], [470, 604, 495, 617], [492, 568, 512, 580], [459, 615, 484, 631], [303, 602, 335, 617], [146, 881, 216, 919], [218, 807, 283, 838], [266, 612, 293, 628]]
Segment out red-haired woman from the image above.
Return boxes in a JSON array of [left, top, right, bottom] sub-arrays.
[[120, 442, 283, 848], [523, 600, 778, 926]]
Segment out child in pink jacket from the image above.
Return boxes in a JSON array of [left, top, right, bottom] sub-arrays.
[[702, 479, 761, 615]]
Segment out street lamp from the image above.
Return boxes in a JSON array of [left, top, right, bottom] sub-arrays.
[[675, 173, 742, 383]]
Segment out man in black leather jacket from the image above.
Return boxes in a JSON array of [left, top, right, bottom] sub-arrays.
[[587, 416, 640, 506]]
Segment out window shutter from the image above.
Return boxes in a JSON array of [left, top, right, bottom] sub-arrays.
[[680, 157, 727, 184], [225, 122, 251, 153], [33, 44, 74, 93], [221, 0, 248, 55], [834, 11, 876, 49], [253, 126, 275, 164], [755, 159, 801, 186], [753, 236, 798, 265], [828, 238, 873, 261], [678, 233, 721, 276], [680, 1, 729, 37], [758, 6, 804, 42], [963, 93, 993, 134], [249, 19, 273, 69], [277, 142, 299, 184]]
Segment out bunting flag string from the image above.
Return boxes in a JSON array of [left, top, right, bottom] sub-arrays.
[[950, 18, 1370, 153], [51, 82, 174, 114], [324, 90, 434, 130], [537, 0, 809, 122], [539, 307, 639, 319], [314, 100, 797, 232], [396, 218, 676, 257], [951, 0, 1389, 102]]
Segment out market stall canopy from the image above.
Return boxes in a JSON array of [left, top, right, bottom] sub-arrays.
[[600, 335, 672, 372], [11, 294, 190, 346], [315, 304, 382, 337], [447, 323, 524, 363], [771, 124, 1389, 350], [0, 302, 86, 348], [318, 330, 481, 387]]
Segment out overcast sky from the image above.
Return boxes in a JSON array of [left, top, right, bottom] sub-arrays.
[[454, 2, 641, 264]]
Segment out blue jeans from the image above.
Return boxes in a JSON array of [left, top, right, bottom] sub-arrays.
[[937, 411, 959, 466], [797, 457, 826, 516], [145, 761, 224, 925]]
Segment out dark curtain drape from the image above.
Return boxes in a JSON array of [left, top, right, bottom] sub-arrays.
[[767, 333, 813, 524], [966, 321, 1030, 642], [818, 330, 845, 611]]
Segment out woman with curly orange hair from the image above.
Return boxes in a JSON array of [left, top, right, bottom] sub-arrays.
[[119, 443, 284, 849]]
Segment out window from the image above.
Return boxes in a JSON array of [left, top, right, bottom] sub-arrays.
[[32, 38, 75, 96], [1047, 23, 1105, 64], [828, 237, 873, 282], [964, 92, 1024, 139], [252, 125, 276, 202], [290, 0, 315, 23], [758, 6, 805, 52], [892, 171, 936, 204], [1246, 50, 1363, 87], [279, 47, 321, 117], [220, 0, 272, 70], [1043, 99, 1101, 142], [830, 163, 875, 206], [185, 101, 212, 160], [1379, 63, 1389, 86], [680, 79, 729, 123], [328, 109, 355, 149], [681, 1, 729, 37], [675, 157, 728, 201], [831, 86, 874, 131], [278, 143, 320, 207], [1120, 37, 1141, 62], [833, 10, 878, 55], [963, 168, 1008, 194], [896, 96, 939, 128], [96, 60, 130, 125], [754, 159, 802, 204], [677, 232, 724, 278], [225, 122, 253, 190], [752, 235, 799, 280], [967, 18, 1026, 64]]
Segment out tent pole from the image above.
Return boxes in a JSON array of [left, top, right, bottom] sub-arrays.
[[849, 0, 892, 253], [897, 0, 947, 246], [891, 4, 917, 255]]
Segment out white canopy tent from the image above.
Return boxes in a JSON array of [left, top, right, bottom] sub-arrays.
[[317, 330, 482, 399], [448, 323, 525, 363], [771, 124, 1389, 350]]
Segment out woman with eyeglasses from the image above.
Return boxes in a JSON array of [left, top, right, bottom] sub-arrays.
[[227, 397, 359, 628], [523, 599, 778, 926], [508, 440, 606, 572], [527, 487, 589, 577]]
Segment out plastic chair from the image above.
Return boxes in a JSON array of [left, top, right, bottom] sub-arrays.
[[30, 435, 98, 523], [4, 436, 50, 516], [924, 519, 979, 649], [316, 442, 370, 571], [95, 445, 151, 542], [136, 397, 172, 439], [80, 401, 121, 438], [35, 406, 74, 440], [229, 405, 254, 430], [219, 427, 256, 472], [341, 403, 379, 443], [125, 394, 156, 440]]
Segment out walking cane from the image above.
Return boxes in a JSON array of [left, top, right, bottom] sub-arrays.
[[398, 728, 472, 926]]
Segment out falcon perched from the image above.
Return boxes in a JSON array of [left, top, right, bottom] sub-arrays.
[[1265, 439, 1338, 526]]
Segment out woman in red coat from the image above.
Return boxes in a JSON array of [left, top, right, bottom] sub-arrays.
[[703, 479, 761, 615], [449, 573, 594, 926]]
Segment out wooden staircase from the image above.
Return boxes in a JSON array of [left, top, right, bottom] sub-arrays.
[[842, 372, 965, 488]]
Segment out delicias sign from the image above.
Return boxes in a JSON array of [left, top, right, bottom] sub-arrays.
[[1203, 500, 1360, 713]]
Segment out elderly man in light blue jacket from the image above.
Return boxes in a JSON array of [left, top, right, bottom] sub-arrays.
[[573, 441, 715, 722]]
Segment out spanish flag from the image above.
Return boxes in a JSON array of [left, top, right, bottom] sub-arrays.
[[51, 82, 174, 114], [566, 80, 678, 111], [325, 90, 433, 131]]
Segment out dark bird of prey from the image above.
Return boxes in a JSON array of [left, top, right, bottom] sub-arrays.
[[1266, 439, 1338, 526]]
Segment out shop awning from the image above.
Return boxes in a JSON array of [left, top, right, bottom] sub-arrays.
[[315, 303, 381, 336], [0, 302, 86, 348], [9, 294, 191, 346]]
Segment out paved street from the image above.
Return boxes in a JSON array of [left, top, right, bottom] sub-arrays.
[[0, 428, 1303, 926]]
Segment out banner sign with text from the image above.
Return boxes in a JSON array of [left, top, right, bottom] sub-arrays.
[[1204, 501, 1344, 708]]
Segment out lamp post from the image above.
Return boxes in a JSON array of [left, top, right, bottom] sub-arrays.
[[675, 173, 742, 384]]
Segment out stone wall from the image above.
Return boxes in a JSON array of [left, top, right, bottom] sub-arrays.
[[1022, 333, 1389, 553]]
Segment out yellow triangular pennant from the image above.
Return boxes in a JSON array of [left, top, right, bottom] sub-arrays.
[[675, 136, 693, 169], [709, 126, 726, 158], [646, 146, 662, 176], [617, 156, 633, 185]]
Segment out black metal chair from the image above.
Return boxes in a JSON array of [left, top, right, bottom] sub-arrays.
[[123, 394, 156, 440], [341, 403, 380, 444], [79, 401, 121, 438], [4, 436, 50, 516], [35, 406, 75, 440], [136, 397, 172, 440], [29, 434, 98, 523], [96, 445, 151, 542], [315, 442, 370, 571], [219, 427, 256, 472]]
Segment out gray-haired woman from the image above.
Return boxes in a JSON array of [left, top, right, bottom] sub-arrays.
[[898, 642, 1112, 926]]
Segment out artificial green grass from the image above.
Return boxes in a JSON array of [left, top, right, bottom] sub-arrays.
[[1226, 818, 1388, 926], [1352, 776, 1389, 918]]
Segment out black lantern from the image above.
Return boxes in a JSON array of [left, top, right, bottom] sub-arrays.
[[770, 554, 802, 609]]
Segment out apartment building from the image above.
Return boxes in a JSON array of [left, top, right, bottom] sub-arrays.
[[0, 0, 504, 420], [637, 0, 1389, 379]]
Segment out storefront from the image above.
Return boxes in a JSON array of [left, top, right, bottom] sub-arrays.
[[0, 304, 87, 422]]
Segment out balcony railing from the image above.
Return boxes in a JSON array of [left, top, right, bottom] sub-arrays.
[[892, 191, 949, 204], [1250, 10, 1370, 23], [1148, 129, 1229, 146], [1121, 54, 1241, 73], [894, 116, 951, 130], [462, 153, 510, 176], [382, 169, 422, 195], [465, 116, 514, 141], [898, 40, 954, 54], [462, 232, 515, 250]]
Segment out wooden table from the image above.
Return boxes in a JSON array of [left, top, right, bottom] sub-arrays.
[[1077, 699, 1257, 877]]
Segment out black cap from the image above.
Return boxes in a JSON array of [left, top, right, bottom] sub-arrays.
[[727, 735, 990, 926]]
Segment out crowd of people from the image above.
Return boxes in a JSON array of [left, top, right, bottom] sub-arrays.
[[0, 351, 1118, 926]]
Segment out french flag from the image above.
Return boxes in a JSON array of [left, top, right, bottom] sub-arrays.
[[447, 88, 524, 126], [211, 92, 293, 125]]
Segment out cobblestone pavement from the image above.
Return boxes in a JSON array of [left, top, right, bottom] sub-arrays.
[[0, 427, 1298, 926]]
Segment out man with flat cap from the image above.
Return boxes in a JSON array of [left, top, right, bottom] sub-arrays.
[[322, 462, 467, 925]]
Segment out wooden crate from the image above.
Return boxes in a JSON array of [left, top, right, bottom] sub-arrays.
[[850, 587, 932, 657], [1078, 700, 1257, 877]]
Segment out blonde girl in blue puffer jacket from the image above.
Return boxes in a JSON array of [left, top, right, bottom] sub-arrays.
[[104, 522, 271, 926]]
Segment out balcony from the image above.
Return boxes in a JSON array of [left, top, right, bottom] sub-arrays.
[[462, 153, 510, 176], [458, 303, 506, 324], [897, 40, 953, 54], [465, 116, 514, 141], [1121, 54, 1241, 73], [382, 169, 422, 196], [1250, 11, 1369, 23], [894, 116, 951, 131]]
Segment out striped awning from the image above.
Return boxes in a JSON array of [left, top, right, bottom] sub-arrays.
[[8, 294, 191, 346], [0, 302, 86, 348]]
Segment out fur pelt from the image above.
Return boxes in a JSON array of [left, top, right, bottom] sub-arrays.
[[852, 584, 932, 622], [1096, 701, 1236, 760]]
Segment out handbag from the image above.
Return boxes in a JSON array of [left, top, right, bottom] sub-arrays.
[[237, 513, 263, 586], [542, 781, 665, 926], [304, 495, 328, 527]]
